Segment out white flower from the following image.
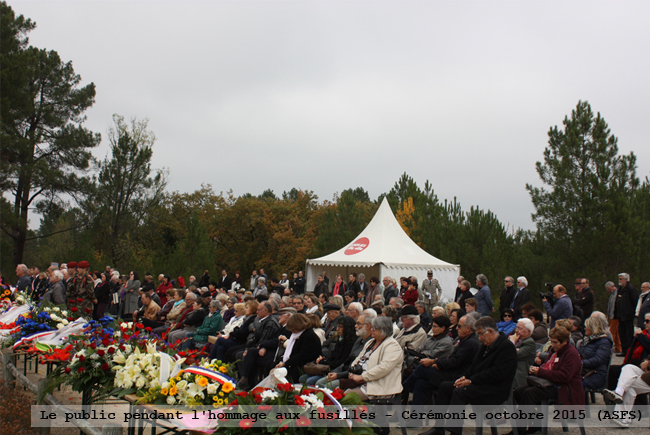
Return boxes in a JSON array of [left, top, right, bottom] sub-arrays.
[[61, 319, 69, 326], [61, 310, 68, 316], [112, 350, 127, 365], [90, 353, 100, 360], [44, 307, 51, 312], [207, 383, 218, 395], [176, 380, 188, 390], [166, 396, 176, 405], [260, 390, 279, 400], [127, 322, 133, 329], [135, 377, 145, 389], [123, 345, 132, 354], [300, 394, 324, 409], [50, 314, 60, 321], [56, 324, 64, 330], [120, 322, 128, 329], [113, 331, 121, 338]]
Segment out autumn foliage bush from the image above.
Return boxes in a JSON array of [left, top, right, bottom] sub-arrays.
[[0, 379, 36, 435]]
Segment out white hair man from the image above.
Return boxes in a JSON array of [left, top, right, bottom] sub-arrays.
[[43, 270, 66, 305], [511, 276, 530, 319], [395, 305, 427, 350], [15, 264, 30, 291], [346, 302, 363, 320]]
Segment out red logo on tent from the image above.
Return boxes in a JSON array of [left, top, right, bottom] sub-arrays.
[[344, 237, 369, 255]]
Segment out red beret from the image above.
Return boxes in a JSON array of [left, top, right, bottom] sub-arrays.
[[67, 261, 78, 268], [78, 260, 90, 268]]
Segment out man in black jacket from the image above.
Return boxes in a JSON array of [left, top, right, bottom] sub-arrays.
[[616, 273, 638, 356], [218, 269, 232, 291], [383, 276, 398, 306], [499, 277, 515, 315], [403, 315, 479, 405], [419, 317, 517, 435], [511, 276, 531, 319], [237, 307, 294, 389]]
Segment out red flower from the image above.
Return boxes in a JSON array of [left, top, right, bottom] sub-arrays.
[[107, 347, 115, 354], [77, 298, 83, 303], [78, 367, 85, 373], [85, 307, 92, 313], [238, 418, 255, 429], [71, 307, 78, 312], [78, 355, 85, 362], [236, 391, 249, 397], [97, 349, 105, 356], [123, 335, 130, 340], [101, 339, 110, 346], [332, 388, 345, 400], [231, 399, 238, 405], [277, 382, 293, 392], [177, 351, 186, 357], [68, 300, 75, 304], [119, 345, 125, 351], [101, 363, 109, 370], [258, 405, 272, 411], [144, 327, 152, 332], [67, 317, 74, 321], [89, 342, 97, 350], [293, 395, 305, 406], [296, 416, 311, 427], [64, 367, 71, 374], [135, 323, 144, 329]]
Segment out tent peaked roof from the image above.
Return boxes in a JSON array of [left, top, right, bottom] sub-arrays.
[[307, 197, 458, 270]]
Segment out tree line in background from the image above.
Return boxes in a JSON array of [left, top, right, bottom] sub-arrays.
[[2, 2, 649, 313]]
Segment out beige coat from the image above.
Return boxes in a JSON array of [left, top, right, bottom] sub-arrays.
[[166, 301, 186, 324], [352, 336, 403, 396], [395, 325, 428, 350]]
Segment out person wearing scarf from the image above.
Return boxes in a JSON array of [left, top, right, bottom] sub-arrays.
[[332, 275, 347, 297], [274, 313, 321, 382]]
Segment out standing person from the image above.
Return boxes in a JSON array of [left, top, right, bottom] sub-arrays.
[[605, 281, 622, 354], [156, 275, 173, 306], [94, 272, 111, 319], [293, 271, 306, 294], [543, 285, 573, 328], [574, 277, 595, 320], [313, 274, 329, 297], [198, 270, 210, 288], [332, 275, 347, 298], [249, 270, 259, 291], [218, 269, 232, 291], [15, 264, 31, 291], [357, 273, 369, 297], [499, 277, 516, 316], [454, 276, 465, 303], [364, 277, 380, 306], [322, 271, 330, 289], [347, 273, 360, 296], [279, 273, 290, 290], [422, 270, 442, 311], [511, 276, 531, 319], [474, 274, 493, 317], [68, 261, 97, 317], [382, 277, 397, 305], [121, 271, 141, 320], [615, 273, 638, 357], [637, 282, 650, 329], [456, 280, 473, 309]]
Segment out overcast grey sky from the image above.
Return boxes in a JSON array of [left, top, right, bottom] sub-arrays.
[[12, 0, 650, 231]]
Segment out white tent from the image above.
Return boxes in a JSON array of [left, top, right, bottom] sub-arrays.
[[305, 198, 460, 301]]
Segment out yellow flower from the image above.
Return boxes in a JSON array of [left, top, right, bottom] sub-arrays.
[[197, 376, 209, 387], [219, 366, 228, 373], [213, 403, 220, 408], [216, 398, 223, 405], [169, 385, 178, 396], [218, 392, 224, 397], [169, 379, 176, 387], [213, 396, 219, 402], [221, 382, 234, 393], [161, 388, 169, 396], [224, 399, 229, 405], [176, 376, 181, 381]]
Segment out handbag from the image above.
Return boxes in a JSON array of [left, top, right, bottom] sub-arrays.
[[526, 375, 554, 388], [303, 362, 330, 376]]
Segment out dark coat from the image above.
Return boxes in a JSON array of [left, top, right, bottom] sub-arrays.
[[615, 283, 638, 321], [456, 289, 473, 310], [623, 331, 650, 365], [383, 285, 398, 305], [637, 293, 650, 328], [281, 327, 322, 382], [248, 315, 280, 347], [577, 335, 612, 390], [500, 286, 516, 314], [463, 332, 518, 405], [574, 288, 594, 319], [420, 310, 433, 333], [332, 281, 348, 297], [184, 308, 207, 327], [292, 277, 306, 294], [538, 342, 585, 405], [347, 280, 361, 295], [218, 275, 232, 291], [314, 281, 329, 297], [435, 333, 480, 380], [511, 288, 531, 318], [229, 315, 257, 344], [322, 338, 355, 369], [532, 322, 549, 344]]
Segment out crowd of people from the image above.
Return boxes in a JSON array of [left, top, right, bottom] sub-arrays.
[[7, 262, 650, 433]]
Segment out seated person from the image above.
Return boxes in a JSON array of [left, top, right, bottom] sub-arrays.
[[528, 309, 549, 344], [509, 317, 537, 389], [577, 316, 612, 390], [181, 300, 223, 350], [402, 315, 479, 405], [394, 305, 428, 350], [419, 317, 517, 435], [514, 326, 584, 435], [497, 308, 516, 335], [603, 355, 650, 428]]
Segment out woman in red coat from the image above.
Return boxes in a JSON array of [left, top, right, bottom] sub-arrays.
[[402, 280, 419, 306], [156, 275, 173, 306], [513, 325, 584, 434]]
